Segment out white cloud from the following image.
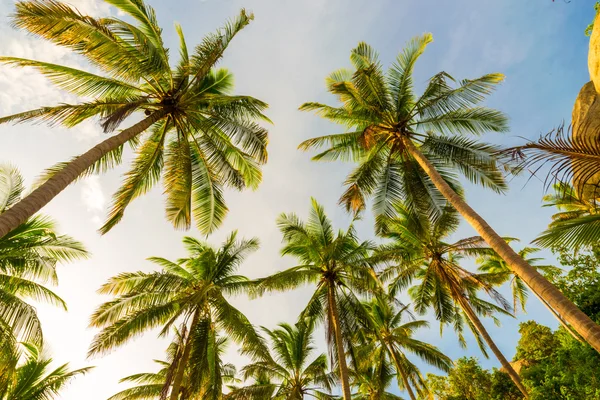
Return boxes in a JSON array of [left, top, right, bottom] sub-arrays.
[[81, 176, 106, 225]]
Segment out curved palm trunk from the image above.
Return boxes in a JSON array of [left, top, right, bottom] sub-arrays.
[[529, 286, 583, 342], [388, 347, 417, 400], [0, 111, 167, 239], [402, 136, 600, 353], [169, 311, 200, 400], [459, 300, 529, 398], [326, 285, 352, 400]]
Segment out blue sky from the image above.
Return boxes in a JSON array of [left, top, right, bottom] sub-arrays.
[[0, 0, 596, 398]]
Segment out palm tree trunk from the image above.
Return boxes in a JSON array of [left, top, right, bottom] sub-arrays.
[[0, 110, 167, 239], [402, 136, 600, 353], [459, 300, 529, 398], [169, 311, 200, 400], [529, 286, 583, 342], [388, 347, 417, 400], [327, 285, 352, 400]]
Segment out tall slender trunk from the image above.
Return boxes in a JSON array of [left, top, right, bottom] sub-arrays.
[[0, 111, 167, 239], [388, 346, 417, 400], [529, 285, 583, 342], [169, 311, 200, 400], [402, 136, 600, 353], [327, 284, 352, 400], [459, 299, 529, 398]]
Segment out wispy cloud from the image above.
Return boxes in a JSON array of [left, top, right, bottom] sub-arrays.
[[81, 176, 106, 226]]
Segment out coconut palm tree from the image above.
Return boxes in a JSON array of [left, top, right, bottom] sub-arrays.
[[0, 0, 269, 238], [299, 34, 600, 351], [0, 344, 92, 400], [89, 232, 265, 400], [376, 205, 528, 398], [0, 164, 88, 358], [253, 199, 380, 400], [348, 344, 403, 400], [228, 321, 336, 400], [476, 244, 580, 341], [357, 296, 452, 400], [532, 182, 600, 250], [108, 327, 237, 400]]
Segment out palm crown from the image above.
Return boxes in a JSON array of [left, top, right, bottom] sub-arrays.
[[374, 206, 530, 397], [299, 34, 508, 222], [254, 199, 380, 399], [230, 321, 335, 400], [0, 344, 92, 400], [377, 206, 511, 353], [356, 296, 451, 399], [0, 164, 88, 364], [534, 182, 600, 249], [108, 328, 236, 400], [0, 0, 269, 236], [89, 232, 265, 400]]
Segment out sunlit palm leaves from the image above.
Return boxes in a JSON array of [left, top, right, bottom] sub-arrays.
[[254, 199, 380, 398], [229, 321, 335, 400], [300, 34, 508, 223], [0, 344, 92, 400], [0, 164, 88, 358], [477, 245, 561, 313], [348, 345, 402, 400], [375, 205, 512, 356], [89, 232, 265, 400], [503, 125, 600, 198], [1, 0, 270, 235], [108, 328, 236, 400], [534, 182, 600, 249], [355, 296, 451, 399]]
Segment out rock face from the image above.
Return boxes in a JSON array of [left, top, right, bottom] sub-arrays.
[[571, 82, 600, 198], [590, 12, 600, 93], [571, 13, 600, 199]]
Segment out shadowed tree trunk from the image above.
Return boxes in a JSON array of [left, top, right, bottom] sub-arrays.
[[458, 298, 529, 398], [388, 347, 417, 400], [529, 285, 583, 342], [0, 110, 167, 239], [169, 311, 200, 400], [327, 284, 352, 400], [402, 135, 600, 354]]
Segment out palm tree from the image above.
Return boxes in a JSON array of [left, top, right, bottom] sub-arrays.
[[376, 206, 528, 398], [108, 328, 237, 400], [253, 199, 380, 400], [476, 244, 580, 341], [348, 344, 403, 400], [358, 296, 452, 400], [299, 34, 600, 351], [532, 182, 600, 250], [0, 344, 92, 400], [0, 0, 269, 238], [228, 321, 336, 400], [0, 164, 88, 357], [89, 232, 265, 400]]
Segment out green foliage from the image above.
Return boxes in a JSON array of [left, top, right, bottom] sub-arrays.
[[108, 329, 236, 400], [585, 2, 600, 36], [514, 321, 557, 362], [0, 164, 88, 362], [426, 357, 522, 400], [0, 344, 92, 400], [547, 246, 600, 324], [89, 232, 266, 399], [375, 205, 511, 356], [516, 322, 600, 400], [229, 321, 335, 399], [300, 34, 508, 224], [426, 357, 492, 400], [1, 0, 270, 235]]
